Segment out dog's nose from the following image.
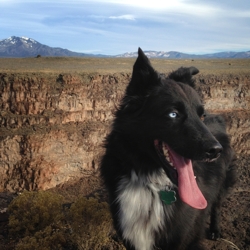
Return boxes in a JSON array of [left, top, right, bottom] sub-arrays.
[[206, 143, 223, 161]]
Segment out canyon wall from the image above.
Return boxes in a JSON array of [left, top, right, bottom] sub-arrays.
[[0, 72, 249, 191]]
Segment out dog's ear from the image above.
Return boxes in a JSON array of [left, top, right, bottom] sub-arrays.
[[126, 48, 160, 96], [168, 66, 199, 88]]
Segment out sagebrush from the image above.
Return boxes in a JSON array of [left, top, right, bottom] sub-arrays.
[[8, 191, 121, 250]]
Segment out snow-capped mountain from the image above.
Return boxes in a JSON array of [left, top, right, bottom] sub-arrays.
[[0, 36, 249, 58], [0, 36, 99, 58], [116, 50, 250, 59], [116, 51, 193, 58]]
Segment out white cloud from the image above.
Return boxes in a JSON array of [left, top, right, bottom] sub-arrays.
[[108, 14, 135, 20], [90, 0, 219, 17], [234, 10, 250, 18]]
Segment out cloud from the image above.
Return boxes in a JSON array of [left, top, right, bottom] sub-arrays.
[[90, 0, 219, 18], [108, 14, 135, 20]]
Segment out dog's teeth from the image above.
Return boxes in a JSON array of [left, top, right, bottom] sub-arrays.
[[161, 143, 175, 167], [163, 146, 168, 155], [194, 176, 197, 179]]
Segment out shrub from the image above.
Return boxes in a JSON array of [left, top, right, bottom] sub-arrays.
[[15, 225, 68, 250], [8, 190, 64, 237], [69, 197, 113, 249], [7, 191, 122, 249]]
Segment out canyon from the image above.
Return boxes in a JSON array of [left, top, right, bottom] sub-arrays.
[[0, 71, 249, 192]]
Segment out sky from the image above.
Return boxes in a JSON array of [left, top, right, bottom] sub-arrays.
[[0, 0, 250, 55]]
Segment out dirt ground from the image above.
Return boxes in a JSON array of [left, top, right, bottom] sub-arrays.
[[0, 57, 249, 249]]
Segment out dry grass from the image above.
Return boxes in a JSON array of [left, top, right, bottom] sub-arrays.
[[0, 57, 250, 75]]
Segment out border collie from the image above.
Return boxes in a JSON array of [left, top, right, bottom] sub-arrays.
[[101, 48, 236, 250]]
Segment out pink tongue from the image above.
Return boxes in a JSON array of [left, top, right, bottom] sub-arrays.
[[168, 148, 207, 209]]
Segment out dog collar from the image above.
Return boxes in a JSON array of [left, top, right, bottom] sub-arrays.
[[159, 189, 177, 205]]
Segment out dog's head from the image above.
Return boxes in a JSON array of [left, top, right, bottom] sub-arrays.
[[115, 48, 223, 209], [117, 48, 222, 161]]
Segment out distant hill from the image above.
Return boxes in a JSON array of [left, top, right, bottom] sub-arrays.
[[0, 36, 250, 58], [0, 36, 106, 58], [115, 50, 250, 59]]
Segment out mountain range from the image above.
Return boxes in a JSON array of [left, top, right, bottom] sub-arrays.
[[115, 50, 250, 59], [0, 36, 106, 58], [1, 36, 250, 59]]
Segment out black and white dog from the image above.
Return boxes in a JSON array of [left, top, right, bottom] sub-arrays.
[[101, 48, 236, 250]]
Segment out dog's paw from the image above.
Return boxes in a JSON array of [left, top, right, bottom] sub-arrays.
[[209, 230, 221, 241]]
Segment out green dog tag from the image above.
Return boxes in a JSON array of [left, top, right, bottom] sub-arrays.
[[159, 190, 177, 205]]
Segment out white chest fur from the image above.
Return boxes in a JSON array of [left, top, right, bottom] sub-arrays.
[[116, 169, 174, 250]]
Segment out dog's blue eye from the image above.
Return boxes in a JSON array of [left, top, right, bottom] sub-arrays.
[[169, 112, 178, 118]]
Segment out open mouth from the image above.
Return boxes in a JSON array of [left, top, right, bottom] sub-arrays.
[[154, 140, 172, 165], [154, 139, 207, 210], [154, 140, 178, 183]]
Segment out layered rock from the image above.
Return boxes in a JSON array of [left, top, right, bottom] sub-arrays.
[[0, 72, 249, 191]]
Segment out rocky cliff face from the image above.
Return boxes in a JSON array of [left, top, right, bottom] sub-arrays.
[[0, 72, 249, 191]]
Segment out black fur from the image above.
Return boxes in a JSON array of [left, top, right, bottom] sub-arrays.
[[101, 48, 236, 250]]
